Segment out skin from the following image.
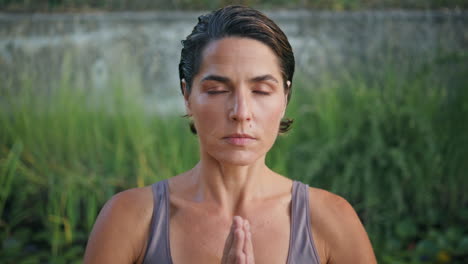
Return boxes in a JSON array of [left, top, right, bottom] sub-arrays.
[[84, 37, 377, 264]]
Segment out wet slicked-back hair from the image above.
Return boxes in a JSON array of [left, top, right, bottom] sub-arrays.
[[179, 5, 295, 133]]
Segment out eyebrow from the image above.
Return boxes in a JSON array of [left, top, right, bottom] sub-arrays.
[[200, 75, 230, 84], [200, 74, 279, 84], [250, 74, 279, 84]]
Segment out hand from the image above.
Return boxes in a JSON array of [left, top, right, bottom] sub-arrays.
[[221, 216, 255, 264]]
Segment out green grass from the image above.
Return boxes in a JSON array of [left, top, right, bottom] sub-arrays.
[[1, 51, 467, 263]]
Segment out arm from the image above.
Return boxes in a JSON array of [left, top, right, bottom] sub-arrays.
[[310, 188, 377, 264], [83, 187, 153, 264]]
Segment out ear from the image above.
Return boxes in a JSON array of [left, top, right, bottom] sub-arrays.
[[181, 79, 192, 116], [281, 80, 291, 117]]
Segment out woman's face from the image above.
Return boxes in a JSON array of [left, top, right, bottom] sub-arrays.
[[184, 37, 288, 166]]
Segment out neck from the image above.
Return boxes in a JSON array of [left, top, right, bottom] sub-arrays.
[[188, 153, 274, 218]]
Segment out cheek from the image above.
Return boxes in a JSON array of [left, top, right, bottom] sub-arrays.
[[191, 98, 225, 134], [266, 109, 284, 133], [255, 100, 286, 140], [258, 97, 285, 122]]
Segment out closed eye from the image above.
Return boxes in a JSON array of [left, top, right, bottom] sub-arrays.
[[207, 90, 228, 95], [253, 90, 270, 95]]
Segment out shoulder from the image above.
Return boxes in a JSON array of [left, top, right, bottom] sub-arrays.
[[308, 187, 357, 226], [105, 186, 154, 219], [84, 185, 155, 264], [307, 187, 377, 264]]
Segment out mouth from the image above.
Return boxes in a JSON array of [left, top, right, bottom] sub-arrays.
[[223, 133, 256, 146]]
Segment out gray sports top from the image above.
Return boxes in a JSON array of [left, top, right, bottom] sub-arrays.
[[142, 180, 320, 264]]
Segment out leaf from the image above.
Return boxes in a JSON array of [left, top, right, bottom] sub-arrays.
[[455, 236, 468, 256], [395, 219, 419, 241]]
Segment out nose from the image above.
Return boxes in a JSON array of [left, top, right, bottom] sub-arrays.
[[229, 90, 252, 122]]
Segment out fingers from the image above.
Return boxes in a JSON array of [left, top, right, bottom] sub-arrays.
[[243, 220, 255, 264], [222, 216, 246, 264], [232, 225, 246, 261], [221, 216, 255, 264], [221, 218, 236, 261]]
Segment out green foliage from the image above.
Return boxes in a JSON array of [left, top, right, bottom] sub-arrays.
[[275, 52, 468, 263], [0, 50, 467, 262], [0, 60, 199, 262]]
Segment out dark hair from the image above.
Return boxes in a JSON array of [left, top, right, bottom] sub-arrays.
[[179, 5, 295, 133]]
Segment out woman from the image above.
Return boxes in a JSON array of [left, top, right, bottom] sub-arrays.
[[84, 5, 376, 264]]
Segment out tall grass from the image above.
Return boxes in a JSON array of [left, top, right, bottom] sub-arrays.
[[0, 62, 200, 263], [1, 51, 467, 263]]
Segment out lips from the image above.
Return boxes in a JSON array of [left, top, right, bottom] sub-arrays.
[[223, 133, 256, 146]]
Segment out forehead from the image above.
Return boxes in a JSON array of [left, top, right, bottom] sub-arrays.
[[197, 37, 282, 79]]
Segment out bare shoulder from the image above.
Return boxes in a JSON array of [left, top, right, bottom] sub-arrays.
[[308, 187, 357, 224], [105, 186, 154, 218], [308, 187, 377, 264], [84, 185, 154, 264]]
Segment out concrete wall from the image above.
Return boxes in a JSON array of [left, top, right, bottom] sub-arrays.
[[1, 10, 467, 113]]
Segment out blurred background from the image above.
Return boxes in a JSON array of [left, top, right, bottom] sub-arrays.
[[1, 0, 467, 263]]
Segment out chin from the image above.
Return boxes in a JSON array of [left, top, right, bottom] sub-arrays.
[[211, 150, 263, 166]]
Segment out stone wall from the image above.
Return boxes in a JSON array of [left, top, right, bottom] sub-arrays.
[[1, 10, 467, 113]]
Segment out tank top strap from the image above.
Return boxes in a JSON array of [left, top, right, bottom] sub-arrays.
[[287, 181, 321, 264], [142, 179, 173, 264]]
